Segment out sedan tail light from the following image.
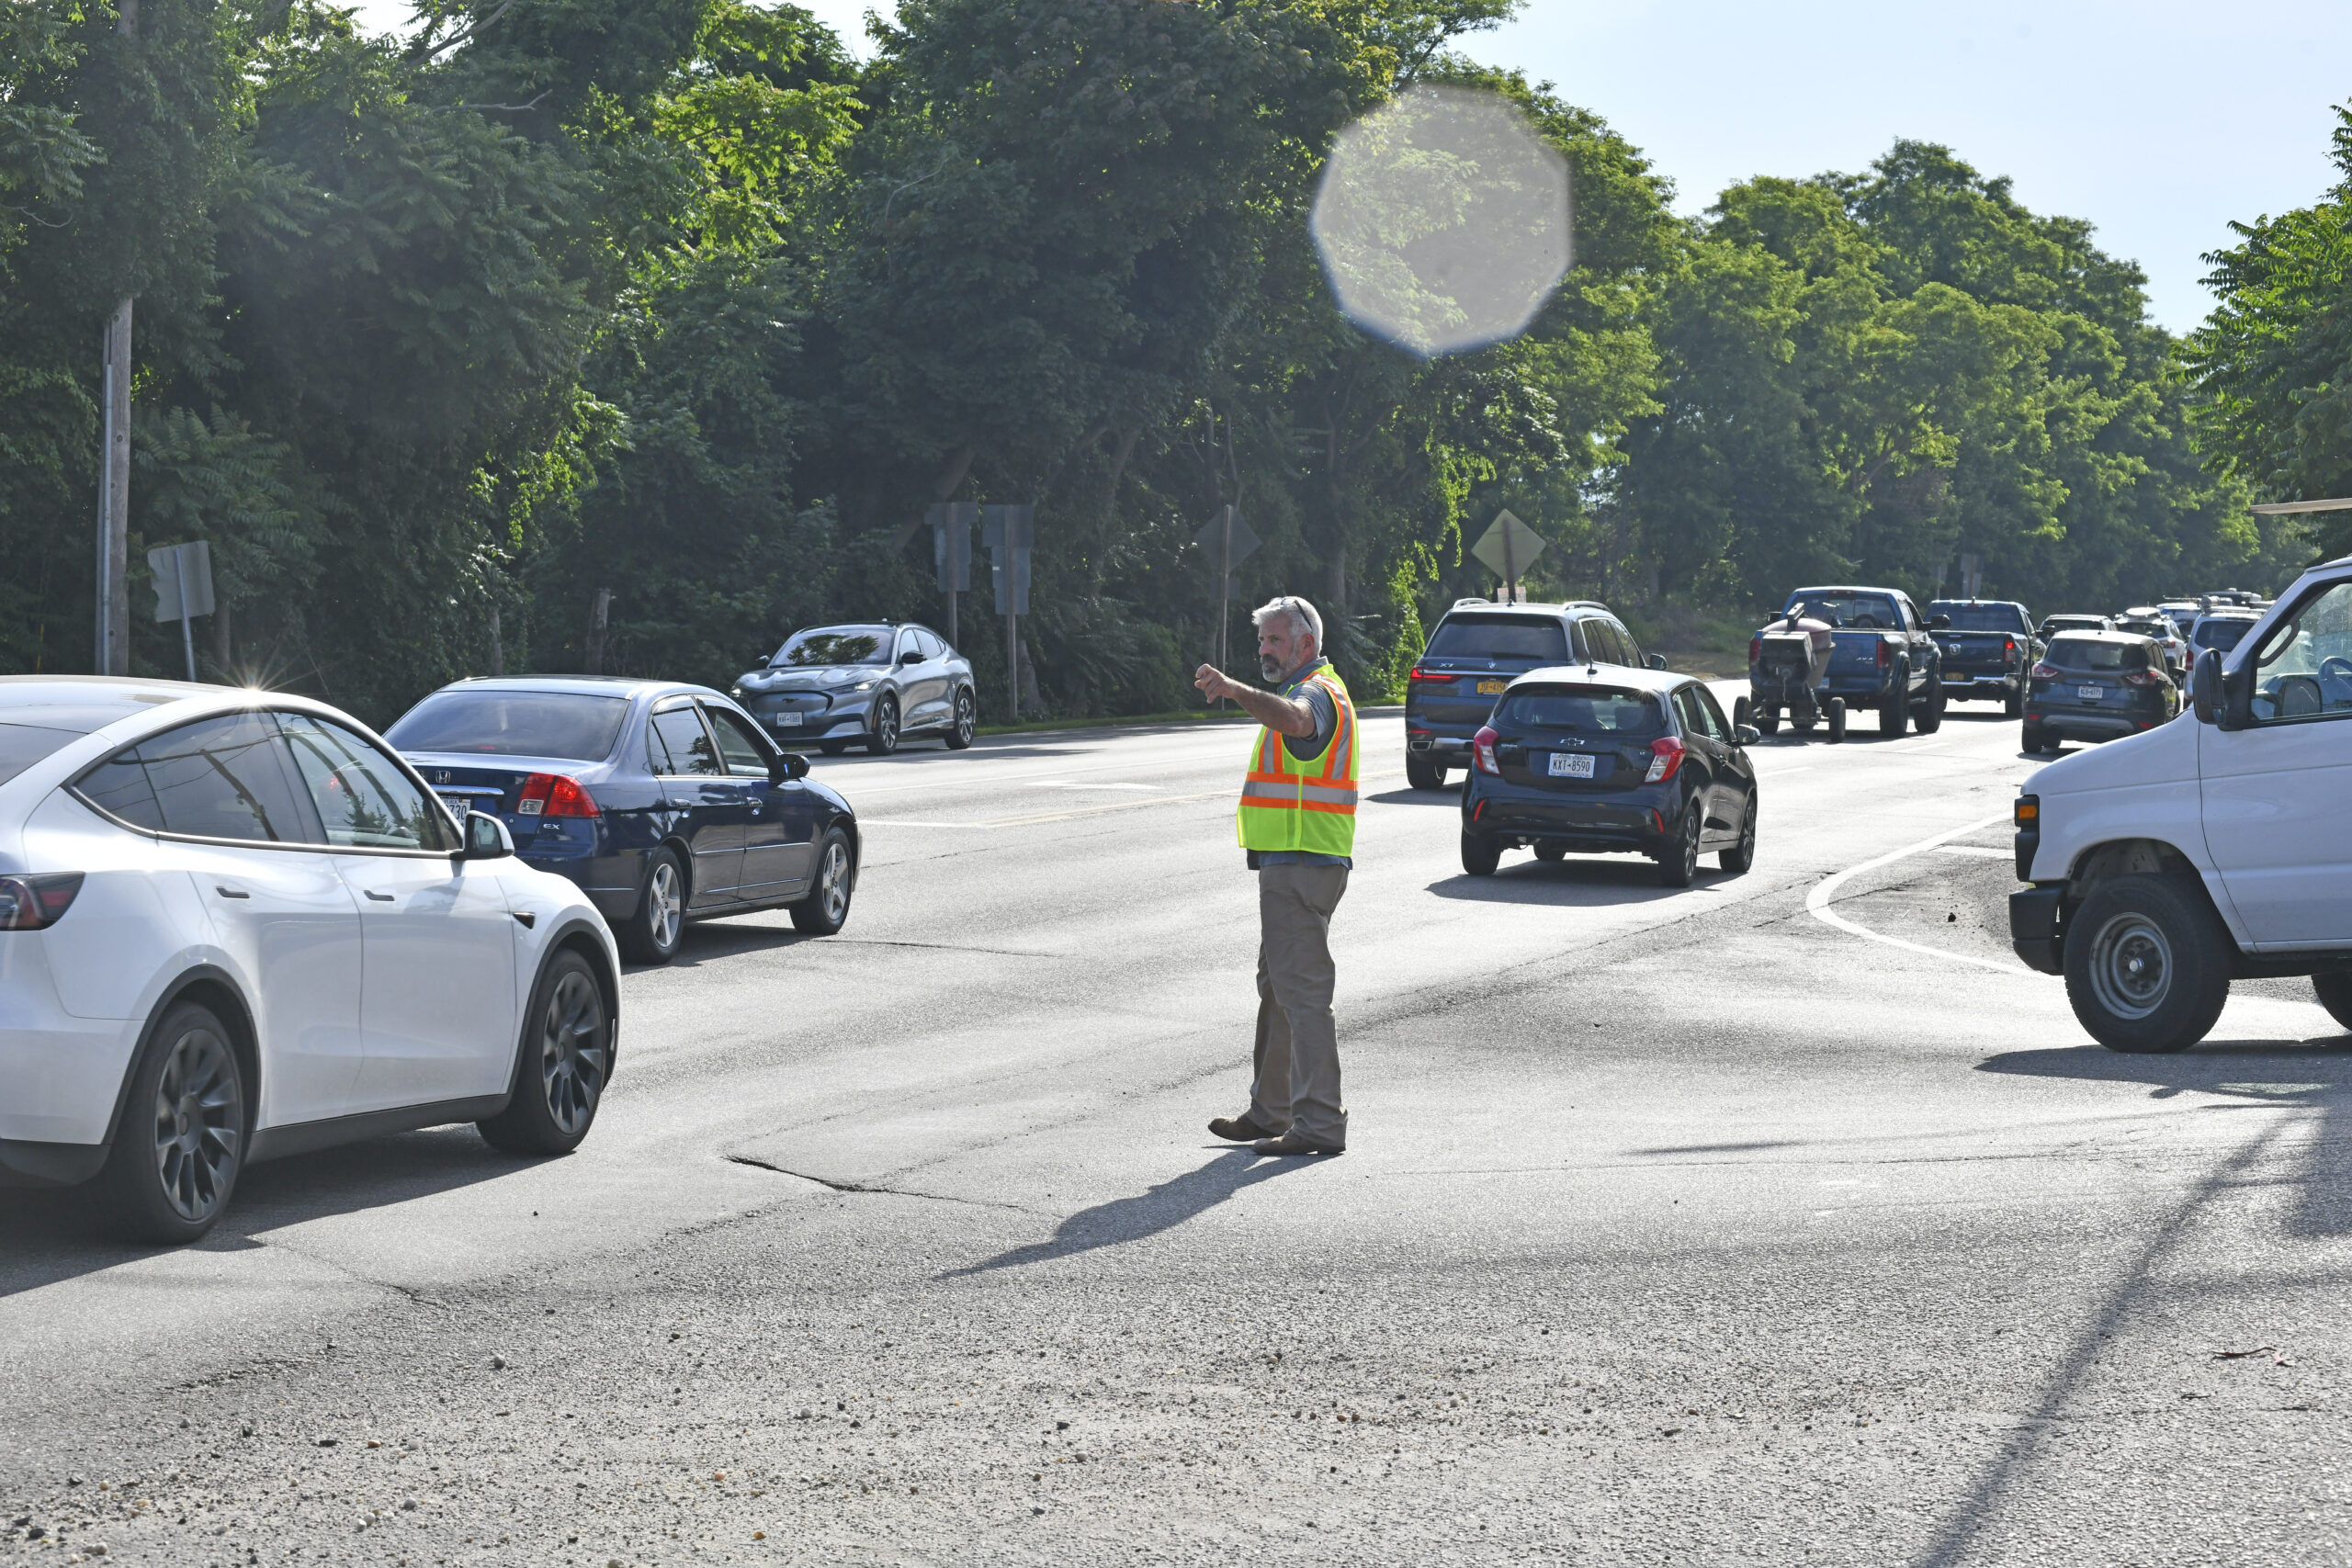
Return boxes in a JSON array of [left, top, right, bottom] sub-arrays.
[[1408, 666, 1457, 685], [1644, 736, 1686, 784], [0, 873, 83, 930], [1472, 725, 1500, 775], [517, 773, 601, 818]]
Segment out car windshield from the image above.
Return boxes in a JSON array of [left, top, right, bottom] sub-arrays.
[[1492, 685, 1664, 737], [2114, 618, 2169, 639], [385, 691, 630, 762], [775, 628, 888, 667], [2047, 637, 2149, 672], [1788, 592, 1900, 629], [0, 722, 87, 785], [1928, 603, 2029, 633], [1424, 615, 1569, 663], [2193, 618, 2255, 651]]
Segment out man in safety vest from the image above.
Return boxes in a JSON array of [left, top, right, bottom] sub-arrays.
[[1192, 595, 1355, 1156]]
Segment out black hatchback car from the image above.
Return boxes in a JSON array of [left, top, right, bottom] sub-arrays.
[[1460, 667, 1758, 887], [2020, 632, 2178, 753], [732, 622, 975, 755], [1405, 599, 1663, 790], [386, 679, 859, 964]]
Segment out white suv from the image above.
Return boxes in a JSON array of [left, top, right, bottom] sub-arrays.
[[0, 679, 620, 1241], [2012, 558, 2352, 1051]]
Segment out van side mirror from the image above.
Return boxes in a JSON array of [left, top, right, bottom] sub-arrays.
[[769, 751, 809, 783], [2191, 647, 2250, 728], [1928, 614, 1951, 629], [460, 810, 513, 860]]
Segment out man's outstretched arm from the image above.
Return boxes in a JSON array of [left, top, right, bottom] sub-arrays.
[[1194, 664, 1318, 737]]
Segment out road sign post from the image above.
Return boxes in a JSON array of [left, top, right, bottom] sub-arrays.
[[1192, 505, 1260, 704], [929, 502, 977, 648], [1469, 509, 1545, 602], [146, 539, 215, 682], [980, 504, 1035, 721]]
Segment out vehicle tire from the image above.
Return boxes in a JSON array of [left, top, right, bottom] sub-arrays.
[[2021, 723, 2052, 754], [819, 739, 848, 756], [944, 688, 978, 750], [1880, 666, 1908, 737], [1406, 752, 1446, 792], [617, 848, 685, 964], [1914, 671, 1945, 733], [1826, 698, 1847, 743], [1460, 831, 1501, 877], [1719, 792, 1757, 874], [2063, 874, 2233, 1054], [2005, 682, 2023, 718], [99, 999, 247, 1245], [1533, 840, 1566, 863], [1792, 715, 1817, 734], [864, 694, 901, 756], [790, 827, 855, 934], [2313, 968, 2352, 1032], [479, 949, 613, 1156], [1756, 706, 1781, 737], [1657, 801, 1702, 888]]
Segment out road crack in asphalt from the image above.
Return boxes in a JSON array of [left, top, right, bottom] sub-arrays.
[[721, 1155, 1037, 1213]]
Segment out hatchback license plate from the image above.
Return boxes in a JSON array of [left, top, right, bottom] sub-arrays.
[[1548, 751, 1596, 779], [1477, 679, 1507, 694], [2077, 685, 2101, 700], [774, 712, 803, 728]]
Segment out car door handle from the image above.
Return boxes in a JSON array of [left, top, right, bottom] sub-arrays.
[[363, 889, 395, 902], [214, 885, 250, 900]]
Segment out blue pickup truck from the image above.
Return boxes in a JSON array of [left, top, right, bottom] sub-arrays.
[[1751, 585, 1946, 738]]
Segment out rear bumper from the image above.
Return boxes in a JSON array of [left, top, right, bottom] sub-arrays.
[[1464, 785, 1673, 852], [521, 848, 643, 923], [0, 1136, 110, 1188], [1942, 671, 2017, 693], [2010, 886, 2065, 975], [2024, 706, 2161, 739]]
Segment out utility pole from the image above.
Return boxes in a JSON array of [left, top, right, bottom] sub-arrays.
[[584, 589, 611, 675], [95, 0, 138, 676]]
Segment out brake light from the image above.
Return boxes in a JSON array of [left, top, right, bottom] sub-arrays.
[[2121, 669, 2165, 688], [516, 773, 601, 818], [1876, 640, 1891, 669], [1748, 636, 1761, 665], [2030, 661, 2058, 680], [1644, 736, 1686, 784], [1472, 725, 1500, 775], [1408, 667, 1457, 684], [2003, 637, 2018, 666], [0, 873, 82, 930]]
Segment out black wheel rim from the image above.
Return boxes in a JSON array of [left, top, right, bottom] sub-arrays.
[[817, 838, 850, 924], [152, 1025, 243, 1223], [1739, 800, 1756, 858], [539, 970, 610, 1135], [1681, 810, 1701, 875]]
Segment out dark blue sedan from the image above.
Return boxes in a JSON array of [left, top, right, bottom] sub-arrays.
[[384, 678, 859, 964]]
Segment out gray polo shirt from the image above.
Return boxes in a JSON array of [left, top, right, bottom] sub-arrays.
[[1247, 659, 1351, 871]]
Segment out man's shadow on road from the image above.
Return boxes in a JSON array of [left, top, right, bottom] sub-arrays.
[[944, 1148, 1316, 1278]]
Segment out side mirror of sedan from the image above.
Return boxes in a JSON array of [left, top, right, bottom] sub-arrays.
[[460, 810, 513, 861], [770, 752, 810, 783], [1735, 724, 1762, 746], [1644, 653, 1667, 671]]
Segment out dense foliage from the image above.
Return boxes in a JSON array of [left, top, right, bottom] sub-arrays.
[[0, 0, 2299, 726]]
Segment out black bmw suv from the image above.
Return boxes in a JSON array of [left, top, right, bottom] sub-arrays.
[[1405, 599, 1661, 790]]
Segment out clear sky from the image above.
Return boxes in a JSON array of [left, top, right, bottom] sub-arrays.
[[346, 0, 2352, 334]]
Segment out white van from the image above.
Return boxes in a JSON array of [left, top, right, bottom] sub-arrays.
[[2011, 555, 2352, 1051]]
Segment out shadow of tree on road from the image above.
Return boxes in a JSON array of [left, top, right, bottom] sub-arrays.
[[943, 1149, 1317, 1278]]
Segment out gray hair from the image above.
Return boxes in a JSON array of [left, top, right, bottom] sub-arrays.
[[1251, 595, 1322, 649]]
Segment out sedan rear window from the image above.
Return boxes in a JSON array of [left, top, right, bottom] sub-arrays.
[[2047, 637, 2149, 672], [775, 627, 888, 667], [385, 691, 629, 762], [1492, 685, 1665, 737], [1928, 603, 2030, 633], [1425, 615, 1569, 662], [0, 723, 86, 786]]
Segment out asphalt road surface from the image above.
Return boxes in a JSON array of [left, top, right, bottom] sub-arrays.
[[6, 693, 2349, 1567]]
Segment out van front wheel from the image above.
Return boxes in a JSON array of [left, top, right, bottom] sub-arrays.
[[2064, 874, 2231, 1053]]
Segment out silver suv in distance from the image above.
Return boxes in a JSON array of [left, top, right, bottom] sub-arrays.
[[1404, 599, 1662, 791]]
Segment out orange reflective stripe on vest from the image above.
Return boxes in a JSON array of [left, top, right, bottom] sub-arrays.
[[1236, 667, 1359, 855]]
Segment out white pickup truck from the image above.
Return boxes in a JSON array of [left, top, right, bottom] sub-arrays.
[[2011, 552, 2352, 1051]]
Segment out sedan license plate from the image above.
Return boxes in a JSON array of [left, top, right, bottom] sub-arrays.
[[773, 711, 803, 728], [1547, 751, 1596, 779], [2077, 685, 2102, 700], [1477, 679, 1508, 695]]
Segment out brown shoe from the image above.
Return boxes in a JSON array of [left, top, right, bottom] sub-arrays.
[[1208, 1115, 1280, 1143], [1251, 1134, 1343, 1157]]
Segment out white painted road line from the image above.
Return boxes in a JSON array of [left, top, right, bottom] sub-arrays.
[[1806, 811, 2029, 974]]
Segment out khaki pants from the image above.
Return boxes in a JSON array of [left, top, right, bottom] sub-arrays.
[[1247, 862, 1349, 1148]]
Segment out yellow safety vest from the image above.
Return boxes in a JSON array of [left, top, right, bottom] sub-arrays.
[[1236, 665, 1359, 857]]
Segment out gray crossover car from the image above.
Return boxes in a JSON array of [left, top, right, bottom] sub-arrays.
[[732, 622, 976, 756]]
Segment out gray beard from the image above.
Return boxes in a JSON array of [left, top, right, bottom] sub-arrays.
[[1260, 654, 1284, 682]]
